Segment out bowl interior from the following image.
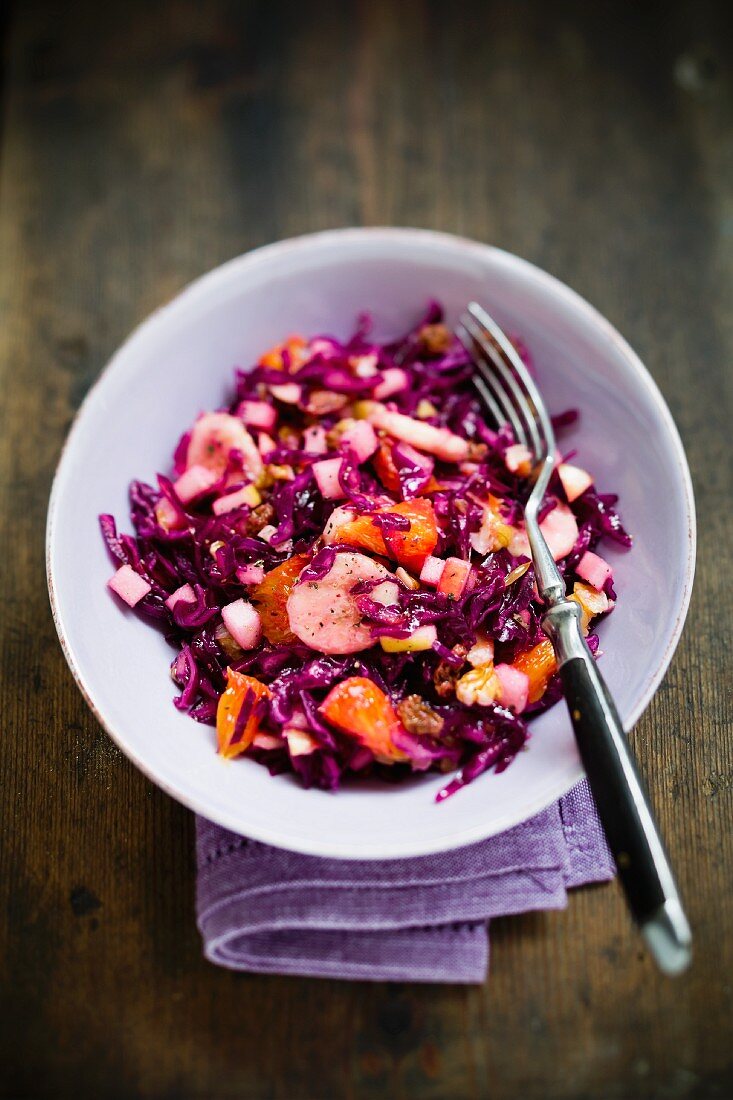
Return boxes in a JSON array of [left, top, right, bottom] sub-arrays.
[[48, 230, 694, 858]]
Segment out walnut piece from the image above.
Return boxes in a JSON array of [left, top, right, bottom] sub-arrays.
[[245, 501, 275, 535], [433, 644, 468, 698], [418, 323, 452, 356], [456, 666, 500, 708], [397, 695, 444, 737]]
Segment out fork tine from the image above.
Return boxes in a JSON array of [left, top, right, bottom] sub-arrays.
[[461, 312, 544, 459], [456, 323, 515, 432], [457, 321, 529, 447], [467, 302, 556, 460]]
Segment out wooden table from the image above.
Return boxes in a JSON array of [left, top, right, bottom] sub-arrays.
[[1, 1, 731, 1096]]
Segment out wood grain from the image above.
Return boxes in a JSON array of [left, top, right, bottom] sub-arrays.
[[0, 1, 731, 1097]]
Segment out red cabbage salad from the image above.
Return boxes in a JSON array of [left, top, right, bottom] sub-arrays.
[[102, 303, 630, 801]]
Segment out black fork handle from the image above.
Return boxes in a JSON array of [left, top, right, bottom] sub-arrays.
[[543, 601, 692, 975]]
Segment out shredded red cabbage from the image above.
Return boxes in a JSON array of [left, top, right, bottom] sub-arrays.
[[101, 303, 630, 800]]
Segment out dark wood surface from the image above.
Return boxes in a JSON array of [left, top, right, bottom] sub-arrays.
[[1, 1, 731, 1097]]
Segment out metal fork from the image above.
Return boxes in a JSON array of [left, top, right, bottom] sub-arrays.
[[457, 302, 692, 976]]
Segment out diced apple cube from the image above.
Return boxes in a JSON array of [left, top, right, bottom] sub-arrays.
[[494, 664, 529, 713], [419, 555, 445, 588], [284, 728, 319, 756], [341, 420, 378, 463], [165, 583, 195, 611], [437, 557, 471, 598], [174, 464, 219, 504], [303, 425, 327, 454], [212, 484, 261, 515], [155, 497, 185, 531], [351, 353, 379, 377], [108, 564, 151, 607], [379, 624, 437, 653], [258, 524, 277, 544], [576, 550, 612, 591], [238, 400, 277, 431], [236, 564, 266, 586], [313, 457, 347, 499], [373, 368, 408, 400], [505, 443, 533, 476], [270, 383, 302, 405], [221, 599, 262, 650], [558, 462, 593, 502], [258, 432, 277, 457]]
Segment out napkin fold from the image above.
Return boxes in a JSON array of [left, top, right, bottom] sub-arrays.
[[196, 780, 613, 983]]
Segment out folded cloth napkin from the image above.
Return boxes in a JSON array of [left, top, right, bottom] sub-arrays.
[[196, 779, 614, 983]]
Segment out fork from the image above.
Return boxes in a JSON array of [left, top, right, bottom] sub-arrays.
[[457, 302, 692, 976]]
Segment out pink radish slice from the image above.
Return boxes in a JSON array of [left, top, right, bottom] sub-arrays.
[[367, 405, 469, 462], [286, 552, 391, 654], [108, 565, 151, 607], [187, 412, 263, 479], [380, 624, 438, 652], [221, 599, 262, 650]]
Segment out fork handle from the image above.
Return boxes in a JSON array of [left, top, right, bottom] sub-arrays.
[[543, 601, 692, 975]]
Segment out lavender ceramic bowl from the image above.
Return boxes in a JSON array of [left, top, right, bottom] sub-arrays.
[[47, 228, 695, 859]]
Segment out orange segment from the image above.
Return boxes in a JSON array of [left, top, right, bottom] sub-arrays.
[[373, 442, 441, 497], [319, 677, 408, 763], [512, 639, 557, 704], [251, 554, 309, 645], [512, 585, 603, 703], [216, 669, 272, 759], [258, 335, 308, 371], [332, 499, 438, 574], [372, 442, 402, 493]]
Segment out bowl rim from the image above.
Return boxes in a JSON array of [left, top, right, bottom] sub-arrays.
[[46, 226, 697, 857]]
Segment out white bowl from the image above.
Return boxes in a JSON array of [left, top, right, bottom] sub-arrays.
[[47, 228, 695, 858]]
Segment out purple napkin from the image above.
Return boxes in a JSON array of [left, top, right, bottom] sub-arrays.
[[196, 780, 614, 983]]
